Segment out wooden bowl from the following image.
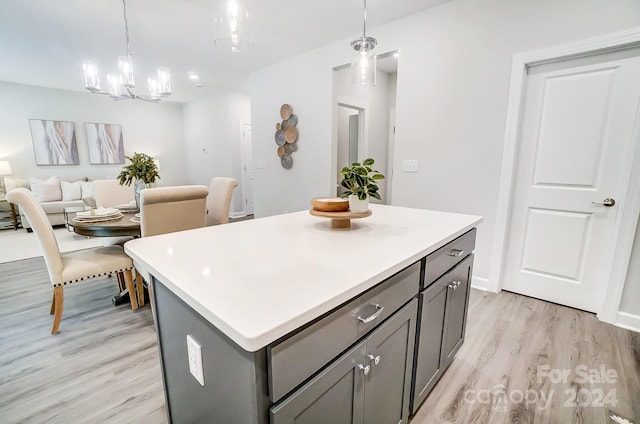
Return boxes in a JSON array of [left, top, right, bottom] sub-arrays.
[[311, 197, 349, 212]]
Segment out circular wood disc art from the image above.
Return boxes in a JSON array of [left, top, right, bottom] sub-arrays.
[[281, 154, 293, 169], [280, 104, 292, 120], [285, 126, 298, 143], [275, 129, 286, 146], [275, 104, 299, 168]]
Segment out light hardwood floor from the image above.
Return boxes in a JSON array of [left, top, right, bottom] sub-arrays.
[[0, 257, 638, 423]]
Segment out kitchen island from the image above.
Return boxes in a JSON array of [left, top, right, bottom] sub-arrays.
[[125, 204, 482, 423]]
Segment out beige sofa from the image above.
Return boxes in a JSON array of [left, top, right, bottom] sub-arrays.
[[5, 176, 116, 231]]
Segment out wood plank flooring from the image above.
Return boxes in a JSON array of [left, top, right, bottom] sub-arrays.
[[412, 290, 640, 424], [0, 257, 638, 423], [0, 257, 166, 423]]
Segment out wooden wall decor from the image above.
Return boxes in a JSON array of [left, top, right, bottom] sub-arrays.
[[275, 104, 298, 169]]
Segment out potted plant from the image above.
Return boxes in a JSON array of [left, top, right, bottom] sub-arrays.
[[117, 152, 160, 209], [339, 158, 385, 213]]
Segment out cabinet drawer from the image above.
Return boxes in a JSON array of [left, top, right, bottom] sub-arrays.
[[268, 261, 421, 403], [424, 228, 476, 287]]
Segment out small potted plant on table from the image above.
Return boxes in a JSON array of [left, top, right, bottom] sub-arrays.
[[339, 158, 385, 213], [117, 152, 160, 209]]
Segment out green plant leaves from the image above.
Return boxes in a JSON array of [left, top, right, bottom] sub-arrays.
[[117, 152, 160, 186], [338, 157, 385, 201]]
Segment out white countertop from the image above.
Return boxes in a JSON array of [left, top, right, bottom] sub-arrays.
[[125, 204, 482, 351]]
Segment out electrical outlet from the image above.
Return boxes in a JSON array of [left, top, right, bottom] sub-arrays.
[[402, 160, 418, 173], [186, 335, 204, 386]]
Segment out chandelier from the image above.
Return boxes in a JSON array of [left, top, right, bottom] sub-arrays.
[[351, 0, 377, 87], [82, 0, 171, 102]]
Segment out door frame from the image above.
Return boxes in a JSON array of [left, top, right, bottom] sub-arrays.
[[489, 27, 640, 324], [331, 97, 369, 195], [239, 119, 253, 217]]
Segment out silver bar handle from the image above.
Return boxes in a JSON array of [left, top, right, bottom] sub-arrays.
[[357, 304, 384, 323], [448, 249, 465, 257]]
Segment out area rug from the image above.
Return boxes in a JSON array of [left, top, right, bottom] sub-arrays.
[[0, 227, 104, 264]]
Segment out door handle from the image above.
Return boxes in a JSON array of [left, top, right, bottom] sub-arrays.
[[591, 198, 615, 207]]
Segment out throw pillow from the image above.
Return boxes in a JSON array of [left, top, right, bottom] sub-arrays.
[[29, 176, 62, 202], [61, 180, 82, 201], [80, 181, 95, 199]]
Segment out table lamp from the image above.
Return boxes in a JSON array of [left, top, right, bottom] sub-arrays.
[[0, 161, 12, 195]]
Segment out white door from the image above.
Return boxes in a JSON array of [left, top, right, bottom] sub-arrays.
[[502, 51, 640, 312], [241, 123, 254, 215]]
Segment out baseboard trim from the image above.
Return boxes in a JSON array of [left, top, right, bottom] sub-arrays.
[[471, 276, 492, 292], [616, 311, 640, 333]]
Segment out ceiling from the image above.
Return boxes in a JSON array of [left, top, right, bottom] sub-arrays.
[[0, 0, 448, 102]]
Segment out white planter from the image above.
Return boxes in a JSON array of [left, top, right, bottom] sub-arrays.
[[348, 195, 369, 213]]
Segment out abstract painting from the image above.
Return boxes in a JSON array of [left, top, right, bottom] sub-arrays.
[[85, 122, 125, 164], [29, 119, 79, 165]]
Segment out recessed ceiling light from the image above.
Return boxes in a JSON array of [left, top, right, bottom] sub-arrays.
[[188, 72, 200, 80]]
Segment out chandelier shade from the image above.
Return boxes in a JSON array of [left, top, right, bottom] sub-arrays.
[[82, 0, 171, 102], [213, 0, 254, 52], [350, 0, 377, 87]]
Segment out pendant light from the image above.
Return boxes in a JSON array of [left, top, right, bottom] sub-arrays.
[[82, 0, 171, 102], [213, 0, 254, 52], [351, 0, 377, 87]]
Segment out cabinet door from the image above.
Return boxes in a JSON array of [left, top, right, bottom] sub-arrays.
[[364, 299, 418, 424], [410, 275, 449, 413], [270, 341, 366, 424], [441, 254, 473, 369]]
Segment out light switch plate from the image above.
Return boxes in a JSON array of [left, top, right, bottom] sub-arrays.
[[402, 160, 418, 173], [186, 334, 204, 386]]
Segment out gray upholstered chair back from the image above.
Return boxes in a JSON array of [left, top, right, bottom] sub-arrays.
[[206, 177, 238, 226], [6, 188, 63, 284], [140, 185, 209, 237]]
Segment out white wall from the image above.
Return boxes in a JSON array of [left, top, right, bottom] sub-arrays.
[[182, 90, 250, 214], [250, 49, 334, 217], [0, 81, 186, 185], [249, 0, 640, 289]]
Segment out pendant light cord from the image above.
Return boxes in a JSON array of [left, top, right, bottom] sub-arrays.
[[122, 0, 132, 57], [362, 0, 367, 39]]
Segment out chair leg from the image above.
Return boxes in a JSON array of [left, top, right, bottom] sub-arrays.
[[50, 290, 56, 315], [136, 270, 145, 307], [116, 272, 125, 291], [51, 286, 64, 334], [123, 269, 139, 311]]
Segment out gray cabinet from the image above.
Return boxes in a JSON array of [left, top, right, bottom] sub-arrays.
[[271, 300, 418, 424], [441, 255, 473, 369], [411, 254, 473, 413]]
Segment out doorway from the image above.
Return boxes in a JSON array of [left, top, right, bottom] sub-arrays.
[[336, 103, 365, 196], [491, 29, 640, 322], [240, 121, 254, 216], [331, 51, 398, 204]]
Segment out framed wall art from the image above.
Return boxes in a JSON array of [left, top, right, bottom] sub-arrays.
[[29, 119, 79, 165], [85, 122, 125, 164]]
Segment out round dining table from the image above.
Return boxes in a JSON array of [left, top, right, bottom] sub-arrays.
[[66, 211, 141, 238]]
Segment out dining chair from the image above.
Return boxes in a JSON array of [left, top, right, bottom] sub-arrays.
[[93, 179, 134, 208], [6, 188, 138, 334], [138, 185, 209, 307], [206, 177, 238, 226]]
